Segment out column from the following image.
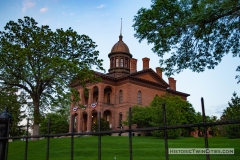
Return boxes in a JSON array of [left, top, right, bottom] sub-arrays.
[[86, 108, 92, 132], [98, 84, 104, 114]]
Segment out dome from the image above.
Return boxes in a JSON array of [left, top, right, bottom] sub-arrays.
[[111, 35, 130, 53]]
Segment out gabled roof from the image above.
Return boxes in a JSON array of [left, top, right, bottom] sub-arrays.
[[128, 68, 169, 87], [93, 69, 189, 97], [94, 68, 168, 88]]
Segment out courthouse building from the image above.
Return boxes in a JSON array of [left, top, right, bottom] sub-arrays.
[[69, 33, 189, 133]]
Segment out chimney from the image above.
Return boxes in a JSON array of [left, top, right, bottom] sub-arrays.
[[130, 58, 137, 73], [168, 77, 176, 90], [156, 67, 162, 78], [142, 57, 150, 69]]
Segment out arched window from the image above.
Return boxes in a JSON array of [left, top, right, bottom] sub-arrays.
[[119, 113, 123, 127], [107, 93, 110, 104], [119, 90, 123, 103], [137, 91, 142, 104]]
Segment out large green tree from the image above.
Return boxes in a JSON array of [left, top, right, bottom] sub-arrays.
[[150, 95, 182, 138], [129, 94, 196, 138], [0, 87, 26, 136], [0, 17, 104, 136], [40, 113, 69, 134], [133, 0, 240, 81], [131, 105, 152, 128], [221, 92, 240, 138]]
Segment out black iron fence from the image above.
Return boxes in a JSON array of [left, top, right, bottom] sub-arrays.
[[1, 98, 240, 160]]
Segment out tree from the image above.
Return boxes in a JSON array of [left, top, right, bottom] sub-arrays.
[[150, 95, 182, 138], [92, 118, 110, 135], [40, 113, 69, 134], [0, 87, 26, 136], [131, 105, 152, 128], [179, 101, 197, 136], [133, 0, 240, 82], [0, 17, 104, 136], [221, 92, 240, 138], [129, 94, 196, 138]]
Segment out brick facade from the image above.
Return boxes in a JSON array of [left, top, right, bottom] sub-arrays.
[[69, 34, 189, 133]]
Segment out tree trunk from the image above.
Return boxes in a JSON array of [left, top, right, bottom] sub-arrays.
[[32, 99, 40, 137], [32, 124, 39, 137]]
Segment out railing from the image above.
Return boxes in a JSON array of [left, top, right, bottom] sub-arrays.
[[1, 98, 240, 160]]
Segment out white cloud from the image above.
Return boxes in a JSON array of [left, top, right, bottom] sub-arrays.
[[96, 4, 105, 9], [206, 104, 227, 118], [40, 7, 48, 13], [22, 0, 36, 12], [70, 12, 74, 16]]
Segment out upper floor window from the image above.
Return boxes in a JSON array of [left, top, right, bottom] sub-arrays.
[[116, 58, 119, 67], [107, 93, 110, 104], [119, 90, 123, 103], [137, 91, 142, 104]]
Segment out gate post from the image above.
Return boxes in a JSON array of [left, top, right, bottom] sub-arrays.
[[0, 107, 12, 160]]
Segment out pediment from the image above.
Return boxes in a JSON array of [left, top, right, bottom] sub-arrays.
[[137, 73, 158, 83], [130, 69, 169, 87]]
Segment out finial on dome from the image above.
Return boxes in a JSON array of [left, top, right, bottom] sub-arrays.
[[120, 18, 122, 36], [119, 18, 123, 41]]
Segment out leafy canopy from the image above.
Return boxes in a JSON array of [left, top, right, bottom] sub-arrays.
[[0, 16, 104, 135], [40, 113, 69, 134], [133, 0, 240, 82], [221, 92, 240, 138], [0, 87, 26, 136], [129, 94, 196, 138]]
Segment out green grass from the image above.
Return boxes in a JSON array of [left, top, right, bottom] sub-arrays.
[[8, 136, 240, 160]]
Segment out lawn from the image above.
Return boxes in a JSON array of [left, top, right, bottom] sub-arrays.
[[8, 136, 240, 160]]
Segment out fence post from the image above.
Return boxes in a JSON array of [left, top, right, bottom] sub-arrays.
[[46, 117, 51, 160], [24, 119, 29, 160], [0, 107, 12, 160], [128, 107, 132, 160], [71, 115, 74, 160], [162, 103, 169, 160], [201, 98, 210, 160], [98, 111, 101, 160]]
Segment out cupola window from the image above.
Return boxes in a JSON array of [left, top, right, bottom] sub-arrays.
[[120, 57, 124, 67], [111, 58, 115, 68], [125, 58, 128, 68], [116, 58, 119, 67]]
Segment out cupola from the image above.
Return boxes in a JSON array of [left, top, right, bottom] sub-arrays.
[[108, 20, 132, 77]]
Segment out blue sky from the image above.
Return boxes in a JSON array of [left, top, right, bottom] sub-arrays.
[[0, 0, 239, 118]]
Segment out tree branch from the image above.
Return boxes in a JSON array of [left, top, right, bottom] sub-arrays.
[[203, 6, 240, 24]]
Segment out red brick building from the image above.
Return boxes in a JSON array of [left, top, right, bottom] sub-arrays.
[[69, 33, 189, 133]]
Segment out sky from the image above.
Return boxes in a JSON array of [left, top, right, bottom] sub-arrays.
[[0, 0, 239, 119]]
